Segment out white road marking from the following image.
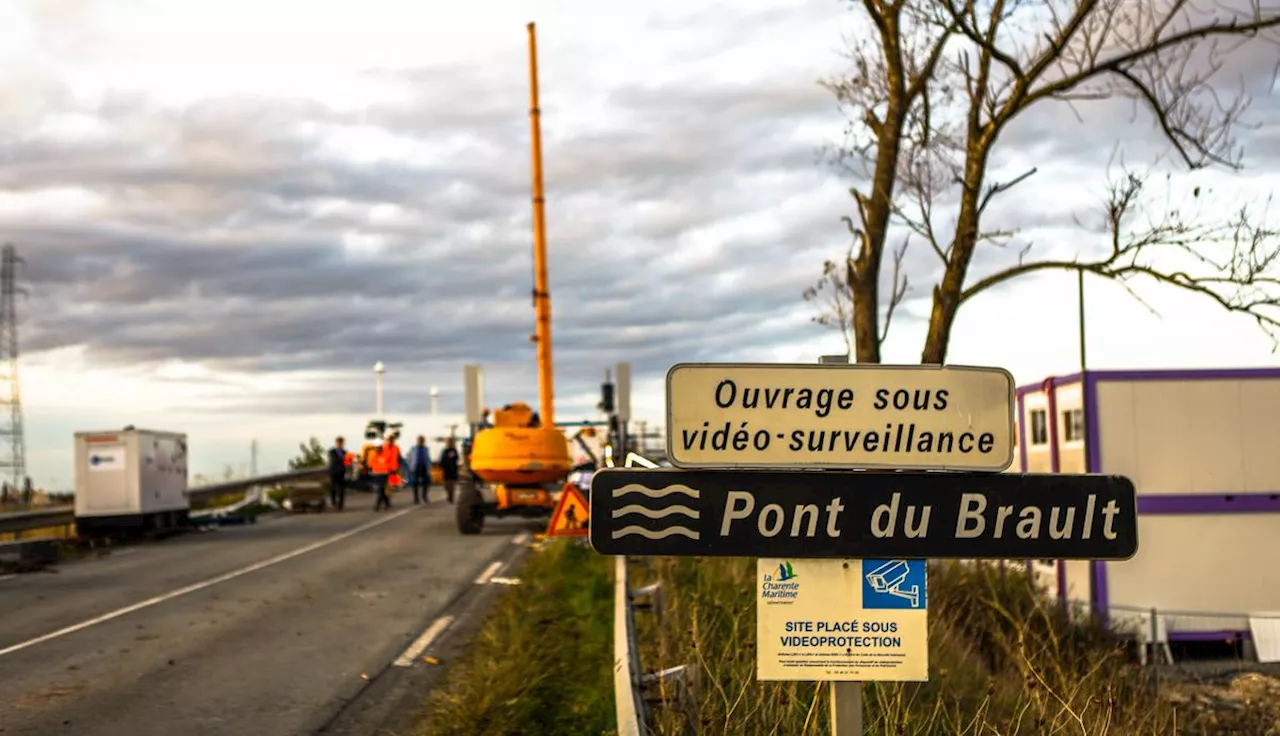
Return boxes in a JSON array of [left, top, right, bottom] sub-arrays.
[[0, 574, 17, 583], [474, 561, 503, 585], [392, 615, 454, 667], [490, 577, 522, 586], [0, 505, 419, 659], [511, 532, 530, 545]]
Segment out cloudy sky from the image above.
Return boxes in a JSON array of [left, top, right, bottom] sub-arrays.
[[3, 0, 1278, 490]]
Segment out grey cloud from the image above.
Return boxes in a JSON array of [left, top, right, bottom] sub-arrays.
[[8, 0, 1279, 423], [6, 48, 850, 396], [640, 0, 848, 65]]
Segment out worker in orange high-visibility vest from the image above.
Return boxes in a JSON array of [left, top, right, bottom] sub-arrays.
[[372, 432, 401, 511]]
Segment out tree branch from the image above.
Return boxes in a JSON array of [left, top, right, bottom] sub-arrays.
[[880, 238, 912, 345], [803, 243, 858, 357], [960, 168, 1280, 347], [817, 0, 1280, 366], [978, 167, 1038, 216]]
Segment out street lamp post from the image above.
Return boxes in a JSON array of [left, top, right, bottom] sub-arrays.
[[374, 361, 386, 417]]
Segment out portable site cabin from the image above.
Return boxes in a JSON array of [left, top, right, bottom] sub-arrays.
[[74, 428, 191, 535], [1014, 368, 1280, 649]]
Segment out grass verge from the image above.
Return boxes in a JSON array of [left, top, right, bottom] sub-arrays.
[[413, 538, 617, 736], [409, 550, 1278, 735], [638, 558, 1278, 735]]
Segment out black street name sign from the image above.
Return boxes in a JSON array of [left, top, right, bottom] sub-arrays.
[[588, 468, 1138, 560]]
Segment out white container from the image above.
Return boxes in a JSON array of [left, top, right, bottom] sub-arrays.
[[1017, 368, 1280, 645], [74, 428, 190, 533]]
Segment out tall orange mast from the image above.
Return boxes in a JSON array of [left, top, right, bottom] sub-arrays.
[[527, 22, 555, 427]]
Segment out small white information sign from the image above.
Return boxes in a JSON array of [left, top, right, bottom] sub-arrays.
[[756, 557, 929, 682]]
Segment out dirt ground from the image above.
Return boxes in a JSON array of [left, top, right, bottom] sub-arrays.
[[1163, 667, 1280, 734]]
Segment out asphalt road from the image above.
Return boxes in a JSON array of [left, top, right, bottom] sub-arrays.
[[0, 490, 538, 736]]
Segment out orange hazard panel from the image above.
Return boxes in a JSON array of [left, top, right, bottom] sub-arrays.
[[546, 485, 589, 537]]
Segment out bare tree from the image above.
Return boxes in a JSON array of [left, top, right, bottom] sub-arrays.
[[814, 0, 1280, 364], [804, 238, 909, 356], [803, 246, 856, 357]]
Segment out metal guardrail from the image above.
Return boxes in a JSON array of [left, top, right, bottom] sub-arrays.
[[615, 557, 695, 735], [0, 506, 75, 534], [0, 467, 330, 535], [615, 556, 648, 736], [612, 452, 694, 735], [185, 467, 328, 503]]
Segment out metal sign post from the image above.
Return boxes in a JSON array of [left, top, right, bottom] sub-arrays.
[[819, 353, 861, 736]]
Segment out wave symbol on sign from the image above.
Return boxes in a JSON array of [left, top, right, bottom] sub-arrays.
[[610, 484, 700, 540]]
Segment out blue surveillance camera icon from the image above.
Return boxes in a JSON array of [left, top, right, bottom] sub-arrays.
[[865, 560, 921, 608]]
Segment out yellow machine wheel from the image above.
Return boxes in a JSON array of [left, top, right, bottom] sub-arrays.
[[456, 478, 484, 535]]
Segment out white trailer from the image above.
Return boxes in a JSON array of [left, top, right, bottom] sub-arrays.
[[1015, 368, 1280, 653], [74, 428, 190, 535]]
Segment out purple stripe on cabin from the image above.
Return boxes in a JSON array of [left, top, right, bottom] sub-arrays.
[[1138, 493, 1280, 514], [1086, 367, 1280, 382], [1045, 377, 1062, 473], [1014, 366, 1280, 399], [1016, 372, 1083, 398], [1043, 378, 1069, 615], [1167, 630, 1251, 642], [1114, 629, 1251, 642], [1056, 560, 1067, 604], [1092, 562, 1110, 622], [1017, 392, 1033, 577], [1084, 373, 1108, 620]]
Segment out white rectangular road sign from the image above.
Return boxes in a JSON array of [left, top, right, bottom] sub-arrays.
[[665, 363, 1015, 471]]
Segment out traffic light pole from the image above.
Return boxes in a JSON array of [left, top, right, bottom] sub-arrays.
[[598, 363, 632, 463]]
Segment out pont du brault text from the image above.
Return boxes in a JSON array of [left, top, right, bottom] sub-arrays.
[[719, 490, 1125, 542]]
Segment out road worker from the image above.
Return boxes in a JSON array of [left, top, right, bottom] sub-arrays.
[[327, 436, 351, 510], [408, 435, 432, 504], [359, 426, 381, 491], [372, 431, 402, 511], [439, 438, 460, 504]]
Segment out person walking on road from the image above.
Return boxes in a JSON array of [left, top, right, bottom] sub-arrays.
[[327, 436, 350, 510], [439, 438, 460, 504], [408, 435, 432, 504], [372, 432, 401, 511]]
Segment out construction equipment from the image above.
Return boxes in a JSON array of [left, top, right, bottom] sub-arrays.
[[456, 22, 575, 534]]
